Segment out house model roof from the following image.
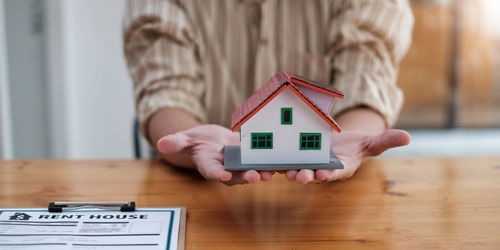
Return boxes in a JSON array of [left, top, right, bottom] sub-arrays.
[[231, 72, 344, 132]]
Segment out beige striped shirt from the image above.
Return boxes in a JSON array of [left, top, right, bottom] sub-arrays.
[[123, 0, 414, 140]]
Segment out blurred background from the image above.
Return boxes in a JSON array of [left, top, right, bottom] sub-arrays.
[[0, 0, 499, 159]]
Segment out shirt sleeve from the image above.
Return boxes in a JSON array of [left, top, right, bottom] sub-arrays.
[[123, 0, 206, 141], [327, 0, 414, 127]]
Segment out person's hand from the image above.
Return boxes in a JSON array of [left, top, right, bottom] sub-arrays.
[[283, 129, 411, 184], [156, 124, 274, 185]]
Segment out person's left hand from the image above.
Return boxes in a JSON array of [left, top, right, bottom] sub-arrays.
[[282, 129, 411, 184]]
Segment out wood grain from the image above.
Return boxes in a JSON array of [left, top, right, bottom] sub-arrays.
[[1, 158, 499, 249]]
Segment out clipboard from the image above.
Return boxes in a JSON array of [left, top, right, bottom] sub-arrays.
[[0, 201, 186, 250]]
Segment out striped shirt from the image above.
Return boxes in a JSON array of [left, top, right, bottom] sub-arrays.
[[123, 0, 414, 139]]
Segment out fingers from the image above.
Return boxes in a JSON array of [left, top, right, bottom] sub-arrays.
[[315, 169, 335, 181], [195, 158, 232, 182], [296, 169, 315, 184], [285, 170, 298, 181], [222, 170, 276, 186], [242, 170, 261, 183], [222, 170, 275, 185], [157, 133, 191, 154], [284, 169, 316, 184], [324, 169, 346, 182], [193, 151, 264, 184], [282, 169, 347, 184], [379, 129, 411, 148], [260, 171, 275, 181], [283, 169, 346, 184], [222, 170, 261, 186], [365, 129, 411, 157]]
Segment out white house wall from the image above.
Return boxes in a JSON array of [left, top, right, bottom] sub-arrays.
[[240, 87, 331, 164]]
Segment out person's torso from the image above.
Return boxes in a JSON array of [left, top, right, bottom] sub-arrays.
[[184, 0, 335, 127]]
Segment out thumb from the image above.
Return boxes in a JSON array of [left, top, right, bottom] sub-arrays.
[[157, 133, 191, 154], [364, 129, 411, 157]]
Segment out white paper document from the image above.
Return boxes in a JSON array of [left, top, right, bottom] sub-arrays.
[[0, 208, 184, 250]]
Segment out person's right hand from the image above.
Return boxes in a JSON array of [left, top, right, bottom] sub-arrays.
[[156, 124, 274, 185]]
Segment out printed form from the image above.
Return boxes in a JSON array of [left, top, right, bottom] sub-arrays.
[[0, 208, 184, 250]]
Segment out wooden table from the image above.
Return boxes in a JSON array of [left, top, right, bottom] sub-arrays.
[[1, 158, 499, 249]]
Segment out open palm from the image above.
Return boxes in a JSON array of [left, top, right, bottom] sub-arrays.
[[158, 125, 410, 185], [284, 129, 411, 184], [157, 125, 274, 185]]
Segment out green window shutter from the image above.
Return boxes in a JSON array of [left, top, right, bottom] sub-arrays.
[[299, 133, 321, 150], [281, 107, 292, 125], [251, 133, 273, 149]]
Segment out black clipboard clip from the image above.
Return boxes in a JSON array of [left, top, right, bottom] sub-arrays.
[[48, 201, 136, 212]]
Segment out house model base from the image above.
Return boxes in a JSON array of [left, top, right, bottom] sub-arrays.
[[224, 146, 344, 171]]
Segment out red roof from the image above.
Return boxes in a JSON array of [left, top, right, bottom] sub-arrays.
[[290, 74, 344, 98], [231, 72, 343, 133]]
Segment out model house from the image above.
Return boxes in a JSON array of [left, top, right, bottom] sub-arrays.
[[231, 72, 344, 165]]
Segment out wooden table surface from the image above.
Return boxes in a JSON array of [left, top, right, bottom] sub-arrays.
[[1, 158, 499, 249]]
